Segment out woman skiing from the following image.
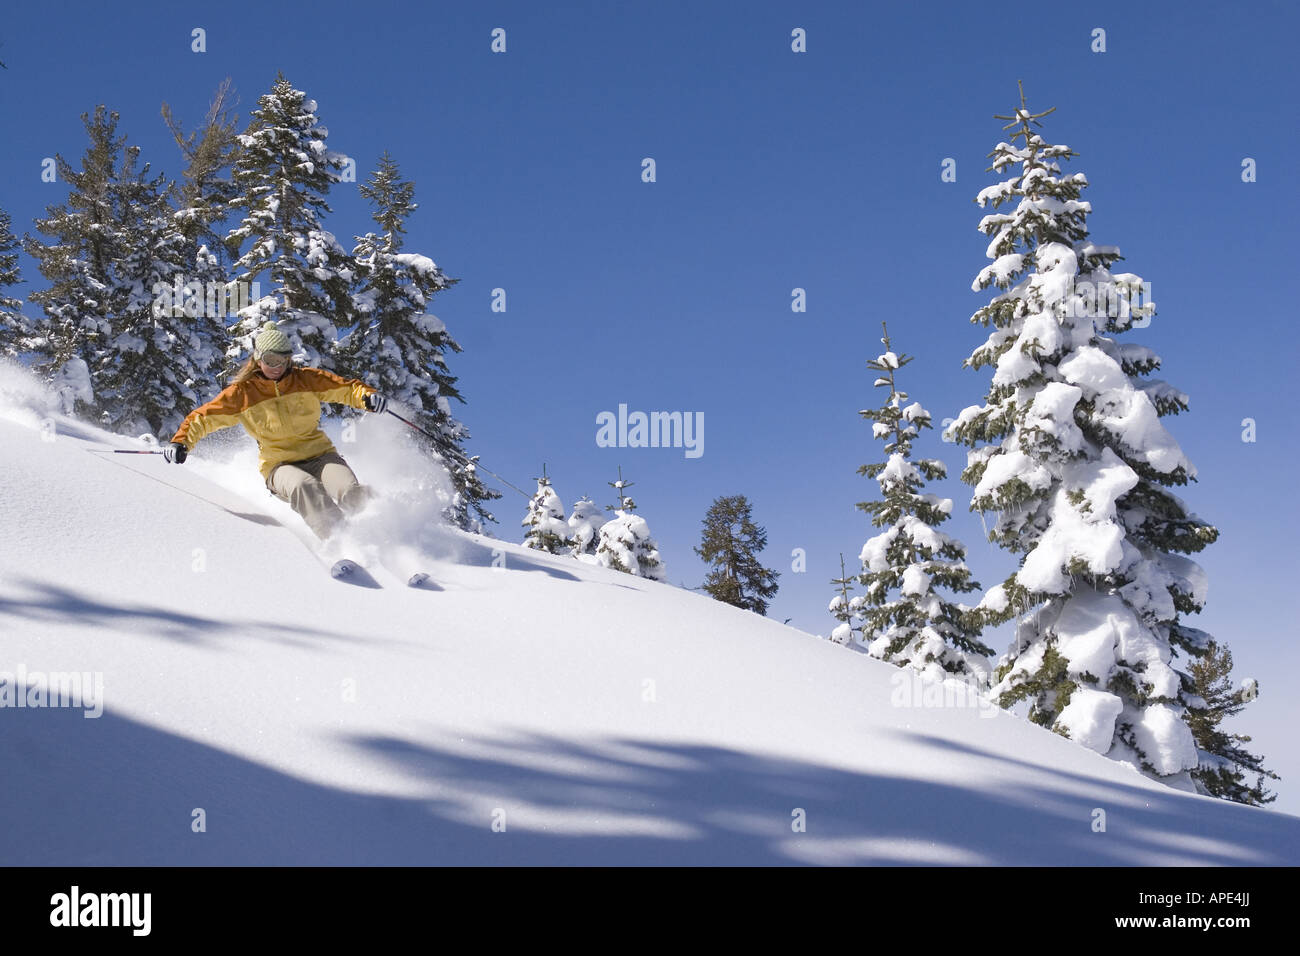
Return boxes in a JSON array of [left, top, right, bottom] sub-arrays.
[[165, 321, 388, 541]]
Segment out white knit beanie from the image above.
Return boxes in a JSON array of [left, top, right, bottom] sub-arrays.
[[253, 321, 292, 358]]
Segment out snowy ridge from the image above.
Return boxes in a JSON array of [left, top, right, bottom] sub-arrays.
[[1, 364, 1297, 865]]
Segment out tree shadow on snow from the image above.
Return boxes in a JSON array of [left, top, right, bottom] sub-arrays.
[[882, 729, 1292, 852], [0, 577, 379, 651], [6, 706, 1296, 866]]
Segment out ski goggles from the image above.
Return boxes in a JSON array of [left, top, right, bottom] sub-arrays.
[[258, 351, 291, 369]]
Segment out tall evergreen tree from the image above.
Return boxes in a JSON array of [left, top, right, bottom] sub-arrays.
[[224, 73, 354, 370], [695, 494, 779, 615], [337, 151, 499, 531], [95, 153, 227, 436], [0, 206, 33, 358], [946, 85, 1217, 785], [521, 465, 571, 554], [24, 106, 231, 432], [856, 323, 990, 682], [159, 80, 241, 378], [1186, 641, 1277, 806], [23, 106, 128, 410], [162, 78, 241, 272], [595, 468, 665, 580]]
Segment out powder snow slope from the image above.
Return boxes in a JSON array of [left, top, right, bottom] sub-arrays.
[[1, 378, 1297, 865]]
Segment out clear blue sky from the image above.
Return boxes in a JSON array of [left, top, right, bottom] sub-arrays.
[[3, 0, 1297, 811]]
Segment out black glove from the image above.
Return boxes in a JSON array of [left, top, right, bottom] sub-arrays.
[[364, 393, 388, 414], [163, 442, 188, 464]]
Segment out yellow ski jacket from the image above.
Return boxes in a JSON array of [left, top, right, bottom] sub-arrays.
[[170, 367, 377, 480]]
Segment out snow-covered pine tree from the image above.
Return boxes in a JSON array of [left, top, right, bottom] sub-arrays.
[[827, 553, 864, 645], [595, 468, 666, 580], [0, 205, 34, 358], [521, 465, 571, 554], [855, 322, 991, 682], [23, 106, 129, 412], [567, 496, 605, 560], [162, 78, 241, 274], [160, 81, 241, 379], [694, 494, 780, 615], [1185, 640, 1277, 805], [336, 151, 500, 531], [945, 85, 1218, 786], [224, 73, 354, 371], [93, 151, 227, 437]]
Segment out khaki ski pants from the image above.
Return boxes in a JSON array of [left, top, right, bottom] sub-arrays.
[[267, 451, 370, 540]]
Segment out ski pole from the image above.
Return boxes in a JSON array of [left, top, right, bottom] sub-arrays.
[[385, 409, 532, 499], [110, 449, 164, 454]]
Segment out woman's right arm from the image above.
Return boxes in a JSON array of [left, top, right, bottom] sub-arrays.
[[170, 383, 247, 450]]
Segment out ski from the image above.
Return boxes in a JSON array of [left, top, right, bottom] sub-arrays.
[[331, 559, 362, 579], [406, 571, 442, 590], [323, 556, 382, 587]]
